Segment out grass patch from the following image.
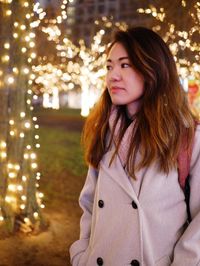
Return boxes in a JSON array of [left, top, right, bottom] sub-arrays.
[[34, 107, 82, 119], [37, 126, 87, 178], [33, 108, 88, 203]]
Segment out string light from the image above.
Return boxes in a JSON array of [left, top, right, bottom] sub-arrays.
[[33, 212, 39, 218]]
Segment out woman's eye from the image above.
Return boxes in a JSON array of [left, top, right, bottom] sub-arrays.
[[106, 65, 112, 71], [121, 63, 130, 68]]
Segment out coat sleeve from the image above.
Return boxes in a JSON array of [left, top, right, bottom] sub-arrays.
[[69, 166, 98, 265], [171, 125, 200, 266]]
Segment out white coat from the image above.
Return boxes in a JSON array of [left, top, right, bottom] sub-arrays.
[[70, 125, 200, 266]]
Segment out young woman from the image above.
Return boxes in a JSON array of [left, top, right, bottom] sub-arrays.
[[70, 27, 200, 266]]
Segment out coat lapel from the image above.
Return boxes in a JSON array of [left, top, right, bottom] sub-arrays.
[[101, 149, 138, 201]]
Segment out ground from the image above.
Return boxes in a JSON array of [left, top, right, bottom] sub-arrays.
[[0, 108, 86, 266]]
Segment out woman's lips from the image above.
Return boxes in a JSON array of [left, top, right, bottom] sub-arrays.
[[110, 86, 125, 93]]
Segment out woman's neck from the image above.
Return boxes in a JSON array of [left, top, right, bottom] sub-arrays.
[[126, 100, 141, 119]]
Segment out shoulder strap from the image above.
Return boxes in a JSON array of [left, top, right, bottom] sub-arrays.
[[177, 122, 197, 223], [177, 139, 193, 189], [177, 123, 197, 189]]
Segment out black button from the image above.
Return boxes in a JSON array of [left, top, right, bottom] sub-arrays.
[[97, 257, 103, 265], [131, 259, 140, 266], [131, 201, 138, 209], [98, 200, 104, 208]]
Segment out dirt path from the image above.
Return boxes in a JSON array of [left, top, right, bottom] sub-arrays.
[[0, 204, 81, 266]]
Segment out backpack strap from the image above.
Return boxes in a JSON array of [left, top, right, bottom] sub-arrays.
[[177, 137, 193, 223], [177, 138, 193, 190], [178, 122, 197, 188], [177, 122, 197, 223]]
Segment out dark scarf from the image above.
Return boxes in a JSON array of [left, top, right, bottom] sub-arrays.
[[108, 105, 136, 167]]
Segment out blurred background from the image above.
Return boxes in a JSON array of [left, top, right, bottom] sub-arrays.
[[0, 0, 199, 265]]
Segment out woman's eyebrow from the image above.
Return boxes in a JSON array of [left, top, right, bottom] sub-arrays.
[[107, 56, 129, 63]]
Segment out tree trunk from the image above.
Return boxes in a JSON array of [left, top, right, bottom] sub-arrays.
[[0, 0, 45, 234]]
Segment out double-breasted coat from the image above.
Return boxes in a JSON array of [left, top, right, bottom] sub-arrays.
[[70, 125, 200, 266]]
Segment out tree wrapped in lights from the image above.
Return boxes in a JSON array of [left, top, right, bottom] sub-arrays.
[[137, 1, 200, 114], [56, 31, 107, 116], [0, 0, 45, 233], [33, 20, 107, 115], [34, 14, 127, 116], [33, 63, 68, 109], [137, 1, 200, 80], [33, 31, 107, 115]]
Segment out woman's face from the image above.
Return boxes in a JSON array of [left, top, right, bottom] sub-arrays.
[[106, 42, 144, 115]]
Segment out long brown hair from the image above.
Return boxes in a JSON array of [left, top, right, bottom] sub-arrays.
[[82, 27, 196, 177]]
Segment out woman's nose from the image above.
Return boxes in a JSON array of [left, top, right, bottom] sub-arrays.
[[109, 67, 121, 81]]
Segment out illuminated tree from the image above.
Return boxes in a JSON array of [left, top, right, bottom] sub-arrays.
[[0, 0, 45, 233], [137, 1, 200, 80], [33, 14, 127, 115], [137, 1, 200, 114]]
